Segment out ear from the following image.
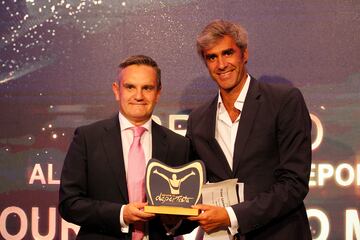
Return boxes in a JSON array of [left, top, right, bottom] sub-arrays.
[[112, 82, 120, 101], [243, 48, 249, 64], [155, 88, 161, 103]]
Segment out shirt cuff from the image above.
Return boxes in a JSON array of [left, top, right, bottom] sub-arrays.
[[120, 205, 129, 233], [226, 206, 239, 235]]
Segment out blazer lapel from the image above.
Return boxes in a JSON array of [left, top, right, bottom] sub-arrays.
[[232, 78, 262, 176], [151, 121, 168, 162], [203, 97, 233, 178], [101, 115, 129, 201]]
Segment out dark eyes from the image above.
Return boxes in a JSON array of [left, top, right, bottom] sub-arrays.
[[206, 54, 216, 61], [223, 49, 234, 56], [123, 84, 155, 91], [205, 49, 234, 61], [124, 84, 135, 89], [224, 50, 234, 56], [143, 86, 155, 91]]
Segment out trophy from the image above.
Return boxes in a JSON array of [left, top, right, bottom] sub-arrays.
[[144, 159, 205, 216]]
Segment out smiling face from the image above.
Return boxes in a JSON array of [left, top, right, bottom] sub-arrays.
[[203, 35, 248, 94], [112, 64, 161, 126]]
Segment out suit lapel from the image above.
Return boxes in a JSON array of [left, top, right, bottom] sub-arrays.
[[232, 78, 262, 175], [203, 97, 233, 178], [151, 121, 168, 163], [101, 115, 129, 201]]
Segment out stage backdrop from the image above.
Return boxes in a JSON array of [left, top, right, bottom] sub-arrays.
[[1, 0, 360, 239]]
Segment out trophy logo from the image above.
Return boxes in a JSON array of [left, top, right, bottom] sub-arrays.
[[144, 159, 205, 216], [153, 169, 195, 194]]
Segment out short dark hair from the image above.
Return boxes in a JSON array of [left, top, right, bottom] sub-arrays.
[[197, 19, 248, 60], [118, 55, 161, 89]]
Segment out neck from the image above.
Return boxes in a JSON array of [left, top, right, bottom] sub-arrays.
[[220, 74, 247, 110], [129, 118, 151, 127]]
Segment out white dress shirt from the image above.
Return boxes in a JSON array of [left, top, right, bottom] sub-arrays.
[[118, 112, 152, 239], [215, 74, 250, 235]]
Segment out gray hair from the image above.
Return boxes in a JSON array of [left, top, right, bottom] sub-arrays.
[[118, 55, 161, 89], [196, 19, 248, 59]]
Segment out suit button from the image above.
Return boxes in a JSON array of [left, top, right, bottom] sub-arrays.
[[253, 224, 260, 229]]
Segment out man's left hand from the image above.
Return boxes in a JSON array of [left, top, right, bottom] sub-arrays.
[[187, 204, 230, 233]]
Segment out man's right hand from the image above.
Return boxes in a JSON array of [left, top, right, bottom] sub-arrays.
[[188, 204, 230, 234], [123, 202, 155, 224]]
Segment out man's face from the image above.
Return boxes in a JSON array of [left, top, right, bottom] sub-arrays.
[[203, 35, 248, 93], [112, 65, 161, 126]]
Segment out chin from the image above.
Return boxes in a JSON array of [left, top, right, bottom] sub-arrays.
[[136, 114, 151, 120]]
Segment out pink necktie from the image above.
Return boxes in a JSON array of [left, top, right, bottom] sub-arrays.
[[127, 126, 146, 240]]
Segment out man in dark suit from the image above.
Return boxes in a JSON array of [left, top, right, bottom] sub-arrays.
[[59, 55, 192, 239], [187, 20, 312, 239]]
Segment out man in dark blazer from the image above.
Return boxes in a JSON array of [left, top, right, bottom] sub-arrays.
[[59, 55, 193, 239], [187, 20, 312, 239]]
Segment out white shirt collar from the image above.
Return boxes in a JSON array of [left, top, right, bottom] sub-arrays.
[[217, 74, 251, 113]]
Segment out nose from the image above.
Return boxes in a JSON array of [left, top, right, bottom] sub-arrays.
[[217, 56, 227, 70], [134, 88, 144, 100]]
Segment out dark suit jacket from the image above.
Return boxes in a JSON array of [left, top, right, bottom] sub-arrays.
[[59, 115, 193, 239], [186, 78, 312, 239]]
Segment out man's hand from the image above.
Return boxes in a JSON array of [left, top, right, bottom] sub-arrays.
[[123, 202, 155, 224], [187, 204, 230, 233]]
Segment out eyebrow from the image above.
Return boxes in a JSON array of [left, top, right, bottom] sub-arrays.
[[205, 48, 235, 59], [142, 84, 156, 90], [222, 48, 235, 55], [122, 82, 134, 87]]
